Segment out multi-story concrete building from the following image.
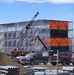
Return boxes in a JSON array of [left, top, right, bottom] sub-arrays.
[[0, 20, 73, 54]]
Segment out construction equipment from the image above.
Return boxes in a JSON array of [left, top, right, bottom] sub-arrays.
[[17, 12, 39, 50], [30, 28, 53, 55], [11, 12, 39, 56], [36, 36, 53, 56], [37, 36, 48, 50]]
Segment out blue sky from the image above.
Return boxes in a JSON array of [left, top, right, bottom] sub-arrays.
[[0, 0, 74, 24]]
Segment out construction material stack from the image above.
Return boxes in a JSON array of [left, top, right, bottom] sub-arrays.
[[0, 65, 19, 75]]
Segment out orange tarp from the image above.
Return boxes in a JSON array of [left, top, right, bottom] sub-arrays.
[[50, 20, 68, 30], [44, 38, 72, 46]]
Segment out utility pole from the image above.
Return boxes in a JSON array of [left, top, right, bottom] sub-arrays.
[[56, 50, 59, 75]]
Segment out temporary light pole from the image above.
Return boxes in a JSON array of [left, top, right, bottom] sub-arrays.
[[56, 50, 59, 75]]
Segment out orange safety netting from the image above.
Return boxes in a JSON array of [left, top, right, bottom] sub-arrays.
[[50, 20, 68, 30], [44, 38, 72, 46]]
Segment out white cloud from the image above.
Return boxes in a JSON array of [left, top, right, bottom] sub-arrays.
[[2, 0, 14, 3], [1, 0, 74, 3], [50, 0, 74, 4]]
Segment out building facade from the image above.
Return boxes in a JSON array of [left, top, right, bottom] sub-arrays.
[[0, 20, 73, 54]]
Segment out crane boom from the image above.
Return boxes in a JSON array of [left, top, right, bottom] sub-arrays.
[[36, 36, 53, 56], [37, 36, 48, 50], [17, 12, 39, 50]]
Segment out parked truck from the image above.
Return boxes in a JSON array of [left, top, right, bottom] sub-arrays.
[[49, 52, 72, 66], [19, 53, 49, 65]]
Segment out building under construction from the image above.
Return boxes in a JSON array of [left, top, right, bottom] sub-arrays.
[[0, 19, 73, 54]]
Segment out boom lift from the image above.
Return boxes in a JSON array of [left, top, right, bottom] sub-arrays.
[[36, 36, 53, 56], [11, 12, 39, 56], [31, 29, 53, 56]]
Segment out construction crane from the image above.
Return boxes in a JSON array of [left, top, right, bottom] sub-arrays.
[[11, 12, 39, 56], [17, 12, 39, 50]]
